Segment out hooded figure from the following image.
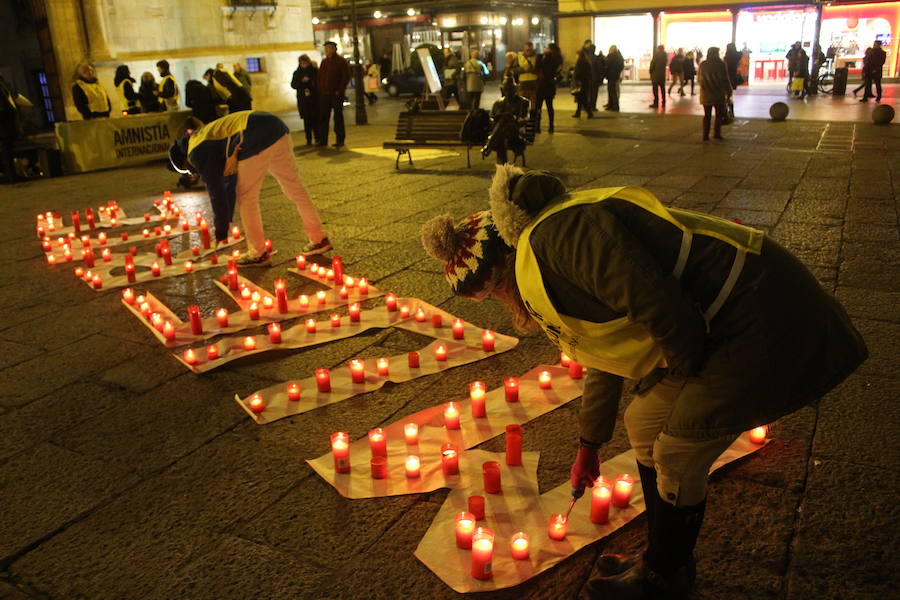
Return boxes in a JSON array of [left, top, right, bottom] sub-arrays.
[[421, 166, 866, 600]]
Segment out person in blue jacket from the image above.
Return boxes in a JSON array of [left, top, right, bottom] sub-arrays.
[[168, 110, 331, 265]]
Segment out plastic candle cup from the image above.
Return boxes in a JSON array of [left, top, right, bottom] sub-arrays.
[[206, 345, 219, 360], [248, 302, 260, 321], [154, 226, 162, 237], [348, 303, 361, 322], [47, 254, 56, 265], [483, 461, 501, 494], [316, 290, 326, 306], [91, 274, 103, 289], [441, 443, 459, 476], [344, 276, 355, 288], [510, 532, 530, 560], [468, 495, 485, 520], [315, 368, 331, 393], [452, 318, 465, 339], [482, 330, 496, 352], [370, 456, 387, 479], [590, 479, 613, 524], [287, 383, 300, 401], [455, 512, 476, 549], [368, 428, 387, 457], [505, 424, 523, 466], [330, 314, 341, 328], [339, 286, 349, 300], [188, 305, 203, 335], [74, 266, 85, 278], [405, 455, 421, 478], [376, 358, 389, 377], [248, 394, 265, 414], [295, 255, 307, 270], [539, 371, 552, 389], [349, 359, 365, 383], [469, 381, 487, 418], [444, 402, 461, 430], [142, 228, 150, 238], [183, 260, 193, 272], [749, 426, 768, 444], [216, 308, 229, 327], [548, 514, 568, 540], [151, 261, 161, 277], [331, 432, 350, 473], [326, 268, 335, 281], [231, 225, 241, 239], [98, 232, 107, 245], [569, 361, 584, 379], [306, 319, 317, 334], [385, 293, 397, 311], [228, 269, 239, 291], [358, 278, 369, 295], [431, 313, 443, 328], [122, 288, 135, 305], [612, 474, 635, 508], [298, 294, 310, 310], [242, 336, 256, 351], [101, 248, 111, 262], [504, 377, 519, 402], [471, 528, 494, 580], [268, 323, 282, 344], [162, 321, 176, 341], [560, 352, 570, 366], [399, 305, 410, 319], [403, 423, 419, 445], [408, 352, 420, 368], [183, 348, 198, 365], [309, 264, 319, 276], [414, 307, 426, 322], [250, 291, 261, 303], [63, 249, 73, 262], [331, 256, 343, 287], [275, 279, 289, 313], [435, 345, 448, 362]]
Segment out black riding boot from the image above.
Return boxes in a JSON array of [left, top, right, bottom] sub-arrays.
[[597, 462, 658, 575]]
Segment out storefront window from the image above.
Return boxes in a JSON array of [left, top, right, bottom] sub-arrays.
[[594, 14, 653, 80]]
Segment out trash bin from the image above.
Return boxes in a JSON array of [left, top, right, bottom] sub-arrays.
[[832, 67, 848, 96]]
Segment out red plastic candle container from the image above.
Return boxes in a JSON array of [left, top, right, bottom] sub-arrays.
[[206, 345, 219, 360], [183, 348, 198, 365], [403, 423, 418, 445], [91, 274, 102, 289], [162, 321, 176, 341], [590, 478, 613, 524], [248, 302, 260, 321], [468, 495, 485, 520], [331, 432, 351, 473], [469, 381, 487, 418], [243, 336, 256, 351], [444, 402, 461, 430], [431, 313, 443, 328], [306, 319, 317, 334], [452, 318, 465, 339], [369, 428, 387, 457], [504, 377, 519, 402], [370, 456, 387, 479], [538, 371, 552, 389], [315, 368, 331, 393], [295, 255, 306, 270], [183, 260, 193, 272], [441, 443, 459, 476], [612, 474, 635, 508], [408, 352, 420, 368], [414, 307, 426, 322], [298, 295, 309, 310], [248, 394, 265, 414], [435, 345, 448, 362], [548, 514, 568, 540], [216, 308, 229, 327], [471, 528, 494, 580], [151, 261, 161, 277], [330, 314, 341, 328], [358, 278, 369, 295], [510, 532, 530, 560], [455, 512, 476, 549], [569, 360, 584, 379], [268, 323, 282, 343], [385, 293, 398, 311], [188, 305, 203, 335], [275, 279, 289, 313], [316, 290, 326, 306], [348, 303, 361, 322], [331, 255, 343, 289], [376, 358, 389, 377], [287, 383, 300, 401], [483, 461, 502, 494], [405, 455, 420, 478], [339, 286, 349, 300], [122, 288, 135, 305], [749, 426, 768, 444], [482, 330, 496, 352], [101, 248, 111, 262], [349, 359, 365, 384], [399, 305, 410, 319], [505, 424, 523, 466]]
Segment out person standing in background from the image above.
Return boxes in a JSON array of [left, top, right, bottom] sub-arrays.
[[698, 47, 732, 141], [649, 45, 668, 108], [138, 72, 163, 113], [516, 42, 539, 112], [291, 54, 319, 145], [668, 49, 686, 97], [72, 62, 111, 120], [363, 59, 379, 105], [184, 79, 217, 123], [605, 45, 624, 111], [683, 51, 697, 96], [535, 43, 562, 134], [441, 47, 461, 107], [0, 75, 20, 183], [114, 65, 140, 114], [156, 60, 179, 111], [316, 41, 350, 148], [572, 48, 594, 119], [233, 62, 252, 94], [860, 40, 886, 103], [464, 49, 488, 110], [724, 43, 741, 89]]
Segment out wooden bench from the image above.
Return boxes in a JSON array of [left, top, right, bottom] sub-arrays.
[[383, 110, 476, 169]]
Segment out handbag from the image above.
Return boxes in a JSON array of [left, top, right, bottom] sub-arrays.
[[722, 99, 735, 125]]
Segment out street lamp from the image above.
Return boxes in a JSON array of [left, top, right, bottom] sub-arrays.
[[407, 8, 416, 17], [374, 10, 382, 19], [350, 0, 367, 125]]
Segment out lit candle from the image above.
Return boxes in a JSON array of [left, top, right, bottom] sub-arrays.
[[548, 514, 568, 540], [455, 512, 476, 549], [85, 208, 95, 229], [183, 260, 193, 272], [206, 345, 219, 360], [122, 288, 135, 305], [326, 268, 334, 281], [242, 336, 256, 351], [199, 219, 211, 248], [348, 303, 361, 322], [163, 224, 172, 235], [399, 305, 410, 319], [231, 225, 241, 239], [408, 352, 420, 368], [483, 461, 501, 494], [101, 248, 111, 262], [47, 254, 56, 265], [63, 249, 72, 262], [358, 278, 369, 295], [316, 290, 326, 306], [309, 264, 319, 276], [250, 291, 261, 303], [569, 360, 584, 379], [268, 323, 282, 343], [125, 254, 136, 283], [435, 345, 448, 362], [151, 261, 161, 277], [370, 456, 387, 479], [264, 239, 273, 252], [471, 528, 494, 580], [444, 402, 461, 430], [183, 348, 198, 365], [612, 474, 635, 508], [182, 220, 190, 231], [452, 318, 465, 339], [405, 455, 420, 478], [142, 228, 150, 238], [216, 308, 229, 327], [344, 276, 355, 288], [505, 424, 523, 466], [482, 330, 496, 352], [74, 266, 84, 278], [539, 371, 552, 389], [510, 532, 530, 560], [504, 377, 519, 402], [306, 319, 317, 333], [749, 426, 768, 444], [298, 294, 310, 310], [349, 359, 365, 384], [315, 368, 331, 393], [162, 321, 176, 341], [83, 248, 95, 268], [275, 279, 289, 313], [249, 302, 260, 321], [261, 295, 273, 310], [91, 274, 102, 289], [468, 495, 485, 520], [71, 210, 81, 234], [369, 428, 387, 457], [385, 293, 397, 311], [248, 393, 265, 414], [441, 443, 459, 476], [403, 423, 419, 445], [295, 254, 307, 270], [339, 286, 349, 300], [97, 232, 107, 245], [376, 357, 389, 376], [331, 432, 350, 473], [330, 314, 341, 328], [414, 307, 426, 322], [590, 478, 613, 524], [287, 382, 300, 401], [431, 313, 443, 328], [331, 255, 343, 288], [188, 305, 203, 335], [470, 381, 486, 418]]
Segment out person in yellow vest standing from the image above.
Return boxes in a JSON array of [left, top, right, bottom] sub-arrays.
[[72, 62, 111, 120], [156, 60, 179, 111], [114, 65, 140, 115], [516, 42, 539, 114], [421, 165, 867, 600]]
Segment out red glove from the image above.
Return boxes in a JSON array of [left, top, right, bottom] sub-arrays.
[[570, 446, 600, 496]]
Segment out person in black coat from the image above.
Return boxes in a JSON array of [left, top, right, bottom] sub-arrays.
[[291, 54, 320, 145], [724, 43, 741, 89], [572, 48, 594, 119], [114, 65, 140, 114], [683, 50, 698, 95], [605, 45, 624, 111], [138, 72, 163, 113], [535, 43, 562, 134], [184, 80, 217, 123], [0, 75, 20, 183]]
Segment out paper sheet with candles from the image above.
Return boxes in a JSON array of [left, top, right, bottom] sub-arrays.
[[305, 365, 582, 495], [44, 221, 221, 259], [415, 434, 767, 593]]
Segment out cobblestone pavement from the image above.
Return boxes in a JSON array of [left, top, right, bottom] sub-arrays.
[[0, 100, 898, 600]]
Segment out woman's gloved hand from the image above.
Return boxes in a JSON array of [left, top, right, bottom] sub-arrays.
[[570, 446, 601, 495]]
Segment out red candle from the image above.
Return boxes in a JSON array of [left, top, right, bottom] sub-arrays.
[[504, 377, 519, 402], [331, 432, 350, 473], [268, 322, 282, 343], [482, 330, 496, 352], [74, 266, 84, 278], [184, 260, 194, 273], [298, 294, 309, 310], [316, 290, 326, 306], [183, 348, 198, 365], [188, 305, 203, 335], [287, 382, 300, 401], [98, 232, 107, 245], [71, 211, 81, 234], [455, 512, 476, 549], [249, 302, 260, 321], [101, 248, 111, 262], [162, 321, 176, 341], [295, 254, 307, 270], [349, 359, 365, 384], [612, 474, 635, 508], [441, 443, 459, 476], [248, 394, 265, 414], [590, 479, 613, 524], [369, 428, 387, 457], [231, 225, 241, 239], [370, 456, 387, 479], [405, 455, 421, 478], [315, 368, 331, 393], [250, 291, 261, 303], [182, 220, 190, 232], [471, 528, 494, 580], [275, 279, 289, 313], [41, 239, 51, 252], [163, 224, 172, 235], [348, 303, 361, 322], [47, 254, 56, 265], [200, 219, 211, 248], [483, 461, 501, 494], [358, 278, 369, 295], [385, 293, 397, 311], [539, 371, 552, 389], [63, 249, 73, 262], [569, 360, 584, 379], [206, 344, 219, 360], [121, 232, 129, 242], [216, 308, 228, 327], [505, 424, 523, 466], [330, 314, 341, 328], [452, 318, 465, 339], [468, 495, 485, 520], [122, 288, 135, 305], [435, 345, 448, 362], [510, 532, 530, 560], [125, 255, 136, 283], [408, 352, 420, 368], [326, 268, 334, 281], [191, 246, 200, 257], [243, 336, 256, 351], [227, 261, 238, 291], [344, 276, 355, 288], [749, 426, 768, 444], [91, 274, 102, 289], [548, 514, 568, 540], [332, 255, 343, 289], [399, 305, 410, 319], [142, 228, 150, 238], [154, 226, 162, 236], [339, 286, 349, 300], [444, 402, 461, 430], [470, 381, 487, 418], [376, 357, 389, 376], [414, 307, 426, 322], [151, 261, 161, 277], [403, 423, 418, 445], [85, 208, 95, 229], [306, 318, 316, 333], [83, 248, 95, 268], [143, 213, 151, 223]]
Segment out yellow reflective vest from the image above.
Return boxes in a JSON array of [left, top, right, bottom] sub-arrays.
[[159, 74, 179, 109], [187, 110, 251, 176], [515, 187, 764, 379], [74, 79, 110, 114], [116, 79, 137, 111]]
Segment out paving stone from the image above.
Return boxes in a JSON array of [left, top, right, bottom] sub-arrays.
[[838, 259, 900, 292], [836, 287, 900, 322], [689, 176, 742, 195], [720, 189, 791, 212], [710, 208, 781, 227], [847, 319, 900, 379]]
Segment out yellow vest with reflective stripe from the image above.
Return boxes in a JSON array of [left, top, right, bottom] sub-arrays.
[[515, 186, 764, 379], [74, 79, 109, 114], [159, 74, 179, 107], [187, 111, 251, 176], [116, 79, 136, 111], [212, 70, 242, 100]]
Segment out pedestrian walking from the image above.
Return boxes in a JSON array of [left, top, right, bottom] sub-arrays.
[[668, 49, 686, 97], [572, 48, 594, 119], [155, 60, 180, 111], [441, 47, 461, 107], [184, 79, 217, 124], [72, 62, 111, 120], [114, 65, 140, 114], [363, 59, 379, 105], [683, 51, 697, 95], [233, 62, 253, 93], [698, 47, 732, 141], [169, 110, 331, 266], [291, 54, 319, 145], [860, 40, 886, 102], [316, 41, 350, 148], [725, 43, 741, 89], [464, 49, 488, 110], [535, 43, 562, 134], [605, 45, 624, 111], [138, 72, 163, 113], [421, 164, 867, 600], [649, 45, 668, 108]]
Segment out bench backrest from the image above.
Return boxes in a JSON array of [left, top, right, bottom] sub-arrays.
[[394, 111, 469, 142]]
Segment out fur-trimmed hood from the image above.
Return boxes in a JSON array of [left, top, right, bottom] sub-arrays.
[[488, 164, 567, 247]]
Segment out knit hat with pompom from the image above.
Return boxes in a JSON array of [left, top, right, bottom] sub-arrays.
[[420, 210, 512, 297]]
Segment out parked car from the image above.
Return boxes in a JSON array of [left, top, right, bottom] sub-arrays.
[[382, 69, 426, 97]]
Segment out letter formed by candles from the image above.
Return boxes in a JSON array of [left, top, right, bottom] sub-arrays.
[[471, 528, 494, 580], [455, 512, 476, 549], [482, 461, 501, 494], [612, 474, 634, 508], [548, 514, 568, 540], [505, 425, 523, 466], [469, 381, 487, 418], [331, 432, 351, 473]]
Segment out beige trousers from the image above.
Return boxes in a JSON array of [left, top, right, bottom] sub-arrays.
[[624, 376, 738, 506], [236, 134, 326, 257]]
